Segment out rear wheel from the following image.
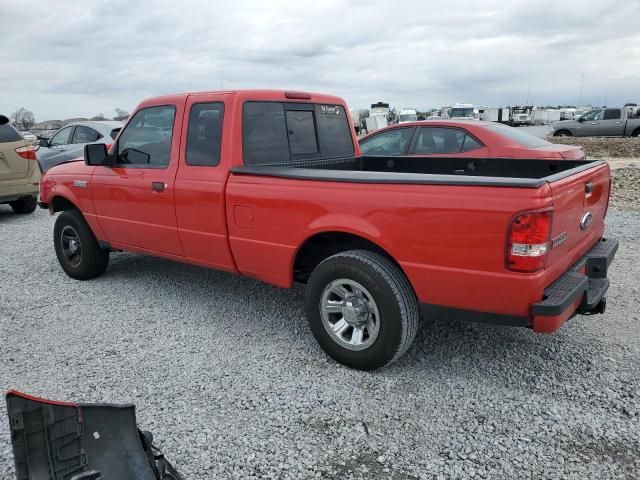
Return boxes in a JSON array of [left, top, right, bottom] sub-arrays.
[[54, 209, 109, 280], [9, 196, 37, 214], [632, 129, 640, 138], [305, 250, 419, 370], [554, 130, 572, 137]]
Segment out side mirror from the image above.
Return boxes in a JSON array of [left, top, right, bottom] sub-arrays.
[[84, 143, 109, 166], [39, 138, 49, 147]]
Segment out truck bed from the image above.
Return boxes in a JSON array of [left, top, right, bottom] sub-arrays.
[[230, 156, 604, 188]]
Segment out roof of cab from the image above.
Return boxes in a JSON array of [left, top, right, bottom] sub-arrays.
[[135, 90, 346, 109]]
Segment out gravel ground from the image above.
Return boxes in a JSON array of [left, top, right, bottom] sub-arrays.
[[611, 167, 640, 212], [546, 136, 640, 159], [1, 206, 639, 479]]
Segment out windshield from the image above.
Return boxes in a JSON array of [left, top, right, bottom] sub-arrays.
[[399, 114, 417, 122], [450, 108, 474, 118], [484, 123, 552, 148]]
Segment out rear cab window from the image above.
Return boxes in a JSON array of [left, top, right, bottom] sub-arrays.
[[242, 102, 354, 165]]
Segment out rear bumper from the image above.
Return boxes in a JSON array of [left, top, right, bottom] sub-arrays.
[[531, 237, 618, 332]]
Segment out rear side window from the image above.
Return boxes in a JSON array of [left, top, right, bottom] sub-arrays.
[[71, 126, 101, 144], [0, 118, 23, 143], [414, 127, 478, 154], [186, 102, 224, 166], [242, 101, 354, 164], [603, 109, 621, 120]]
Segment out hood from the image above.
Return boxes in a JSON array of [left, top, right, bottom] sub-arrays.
[[551, 120, 575, 129]]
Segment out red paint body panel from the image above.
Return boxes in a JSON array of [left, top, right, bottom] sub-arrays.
[[39, 90, 612, 333]]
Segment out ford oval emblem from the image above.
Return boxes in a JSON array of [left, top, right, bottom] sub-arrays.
[[580, 212, 593, 230]]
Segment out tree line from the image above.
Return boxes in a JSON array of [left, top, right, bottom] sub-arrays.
[[8, 107, 130, 130]]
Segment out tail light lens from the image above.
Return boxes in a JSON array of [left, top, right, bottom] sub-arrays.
[[506, 210, 552, 272], [15, 145, 36, 160]]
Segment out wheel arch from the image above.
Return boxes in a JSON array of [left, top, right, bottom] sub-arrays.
[[50, 195, 79, 213], [293, 230, 406, 284]]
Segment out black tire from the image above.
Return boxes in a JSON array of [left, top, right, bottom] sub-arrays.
[[53, 209, 109, 280], [9, 196, 37, 214], [305, 250, 419, 370], [554, 130, 572, 137], [632, 129, 640, 138]]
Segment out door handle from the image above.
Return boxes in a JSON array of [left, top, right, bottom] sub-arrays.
[[151, 182, 167, 192], [591, 122, 598, 125], [585, 182, 593, 195]]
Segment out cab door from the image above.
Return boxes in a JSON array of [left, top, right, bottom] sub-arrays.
[[575, 109, 602, 136], [173, 93, 236, 271], [599, 108, 624, 136], [91, 104, 184, 256]]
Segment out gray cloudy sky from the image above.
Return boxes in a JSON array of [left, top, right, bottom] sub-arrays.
[[2, 0, 639, 121]]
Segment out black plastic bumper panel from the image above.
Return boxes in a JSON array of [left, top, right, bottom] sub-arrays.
[[532, 238, 618, 316]]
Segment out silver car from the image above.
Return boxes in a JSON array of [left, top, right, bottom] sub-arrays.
[[37, 121, 122, 171]]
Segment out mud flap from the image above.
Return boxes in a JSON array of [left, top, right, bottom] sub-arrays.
[[5, 390, 183, 480]]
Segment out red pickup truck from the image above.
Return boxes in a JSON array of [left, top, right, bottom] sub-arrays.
[[39, 90, 618, 370]]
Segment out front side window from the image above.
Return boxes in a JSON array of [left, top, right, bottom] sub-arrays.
[[71, 126, 101, 144], [49, 126, 73, 146], [603, 109, 621, 120], [359, 128, 413, 156], [116, 105, 176, 167], [580, 109, 603, 121], [186, 102, 224, 166]]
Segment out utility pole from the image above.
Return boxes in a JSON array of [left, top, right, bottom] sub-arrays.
[[526, 79, 531, 105], [578, 74, 584, 106]]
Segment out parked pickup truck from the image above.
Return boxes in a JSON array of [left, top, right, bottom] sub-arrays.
[[39, 90, 618, 370], [552, 106, 640, 137]]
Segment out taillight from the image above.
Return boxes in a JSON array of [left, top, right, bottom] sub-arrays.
[[15, 145, 36, 160], [506, 210, 552, 272]]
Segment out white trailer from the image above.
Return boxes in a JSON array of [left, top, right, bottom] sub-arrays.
[[479, 107, 510, 123], [364, 115, 388, 133]]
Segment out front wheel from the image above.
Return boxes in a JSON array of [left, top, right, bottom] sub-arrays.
[[9, 196, 37, 214], [54, 209, 109, 280], [305, 250, 419, 370], [554, 130, 572, 137]]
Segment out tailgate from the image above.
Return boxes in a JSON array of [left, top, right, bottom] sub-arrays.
[[547, 162, 610, 270]]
